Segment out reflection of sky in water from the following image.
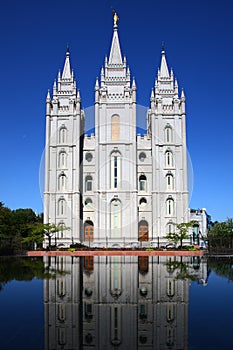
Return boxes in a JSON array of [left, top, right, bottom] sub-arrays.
[[0, 257, 232, 349], [0, 279, 44, 350]]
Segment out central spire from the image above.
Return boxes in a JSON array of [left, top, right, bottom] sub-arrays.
[[108, 11, 122, 65]]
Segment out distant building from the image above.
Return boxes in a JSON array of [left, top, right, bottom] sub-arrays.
[[44, 17, 206, 247], [189, 208, 211, 245]]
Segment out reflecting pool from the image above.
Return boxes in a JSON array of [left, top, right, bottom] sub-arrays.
[[0, 256, 233, 350]]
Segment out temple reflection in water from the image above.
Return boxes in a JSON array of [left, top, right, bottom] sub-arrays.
[[43, 256, 208, 349]]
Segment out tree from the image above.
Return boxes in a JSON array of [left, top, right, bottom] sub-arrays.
[[22, 223, 69, 249], [165, 221, 197, 248], [208, 218, 233, 237]]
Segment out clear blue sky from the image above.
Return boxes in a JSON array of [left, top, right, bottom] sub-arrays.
[[1, 0, 232, 222]]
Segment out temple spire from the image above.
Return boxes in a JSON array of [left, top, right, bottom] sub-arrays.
[[108, 11, 122, 64], [159, 44, 170, 78], [62, 48, 72, 79]]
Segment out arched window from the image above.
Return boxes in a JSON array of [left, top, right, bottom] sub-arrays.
[[166, 174, 174, 190], [58, 199, 66, 216], [58, 174, 66, 191], [57, 278, 66, 297], [166, 198, 174, 216], [110, 257, 122, 296], [84, 220, 94, 242], [111, 152, 121, 189], [138, 220, 149, 241], [165, 125, 172, 143], [139, 197, 147, 207], [139, 175, 147, 191], [58, 222, 65, 239], [59, 127, 67, 144], [58, 304, 66, 322], [58, 328, 66, 345], [111, 115, 120, 141], [167, 279, 175, 297], [165, 150, 174, 168], [85, 176, 93, 192], [111, 199, 122, 238], [167, 222, 174, 234], [166, 304, 175, 322], [58, 151, 67, 168]]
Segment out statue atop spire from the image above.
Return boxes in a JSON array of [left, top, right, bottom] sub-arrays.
[[112, 9, 119, 27]]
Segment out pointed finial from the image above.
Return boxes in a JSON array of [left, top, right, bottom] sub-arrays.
[[77, 89, 80, 99], [46, 89, 51, 101], [150, 88, 155, 99], [132, 77, 136, 89], [95, 76, 99, 89], [181, 88, 185, 99], [66, 43, 69, 55], [161, 41, 165, 54]]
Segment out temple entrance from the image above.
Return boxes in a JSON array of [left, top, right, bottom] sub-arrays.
[[138, 220, 149, 241], [84, 220, 94, 242]]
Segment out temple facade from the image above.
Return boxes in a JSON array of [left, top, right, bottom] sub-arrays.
[[44, 19, 191, 248]]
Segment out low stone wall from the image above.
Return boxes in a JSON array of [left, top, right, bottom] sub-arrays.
[[27, 250, 204, 257]]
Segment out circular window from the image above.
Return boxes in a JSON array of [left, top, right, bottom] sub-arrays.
[[85, 152, 93, 162], [85, 198, 93, 207], [85, 287, 93, 296], [140, 286, 148, 296], [139, 198, 147, 206], [139, 336, 147, 344], [85, 333, 93, 344], [139, 152, 146, 162]]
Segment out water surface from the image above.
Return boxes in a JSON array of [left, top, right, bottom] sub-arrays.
[[0, 256, 232, 350]]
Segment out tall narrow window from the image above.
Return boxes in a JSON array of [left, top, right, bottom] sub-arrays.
[[111, 200, 121, 238], [167, 222, 174, 234], [166, 174, 174, 190], [139, 175, 147, 191], [59, 127, 67, 144], [111, 152, 121, 189], [110, 257, 122, 296], [85, 176, 93, 192], [166, 198, 174, 216], [111, 306, 121, 345], [58, 199, 66, 216], [165, 126, 172, 143], [111, 115, 120, 141], [58, 174, 66, 191], [59, 152, 67, 168], [167, 279, 175, 297], [58, 222, 65, 239], [165, 151, 174, 168]]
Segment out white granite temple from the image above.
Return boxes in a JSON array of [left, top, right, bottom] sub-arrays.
[[43, 17, 207, 248]]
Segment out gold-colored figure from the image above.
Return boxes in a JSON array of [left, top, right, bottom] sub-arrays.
[[113, 12, 119, 26]]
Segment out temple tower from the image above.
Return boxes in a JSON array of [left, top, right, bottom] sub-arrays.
[[148, 47, 189, 241], [44, 50, 85, 246], [92, 19, 138, 244]]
